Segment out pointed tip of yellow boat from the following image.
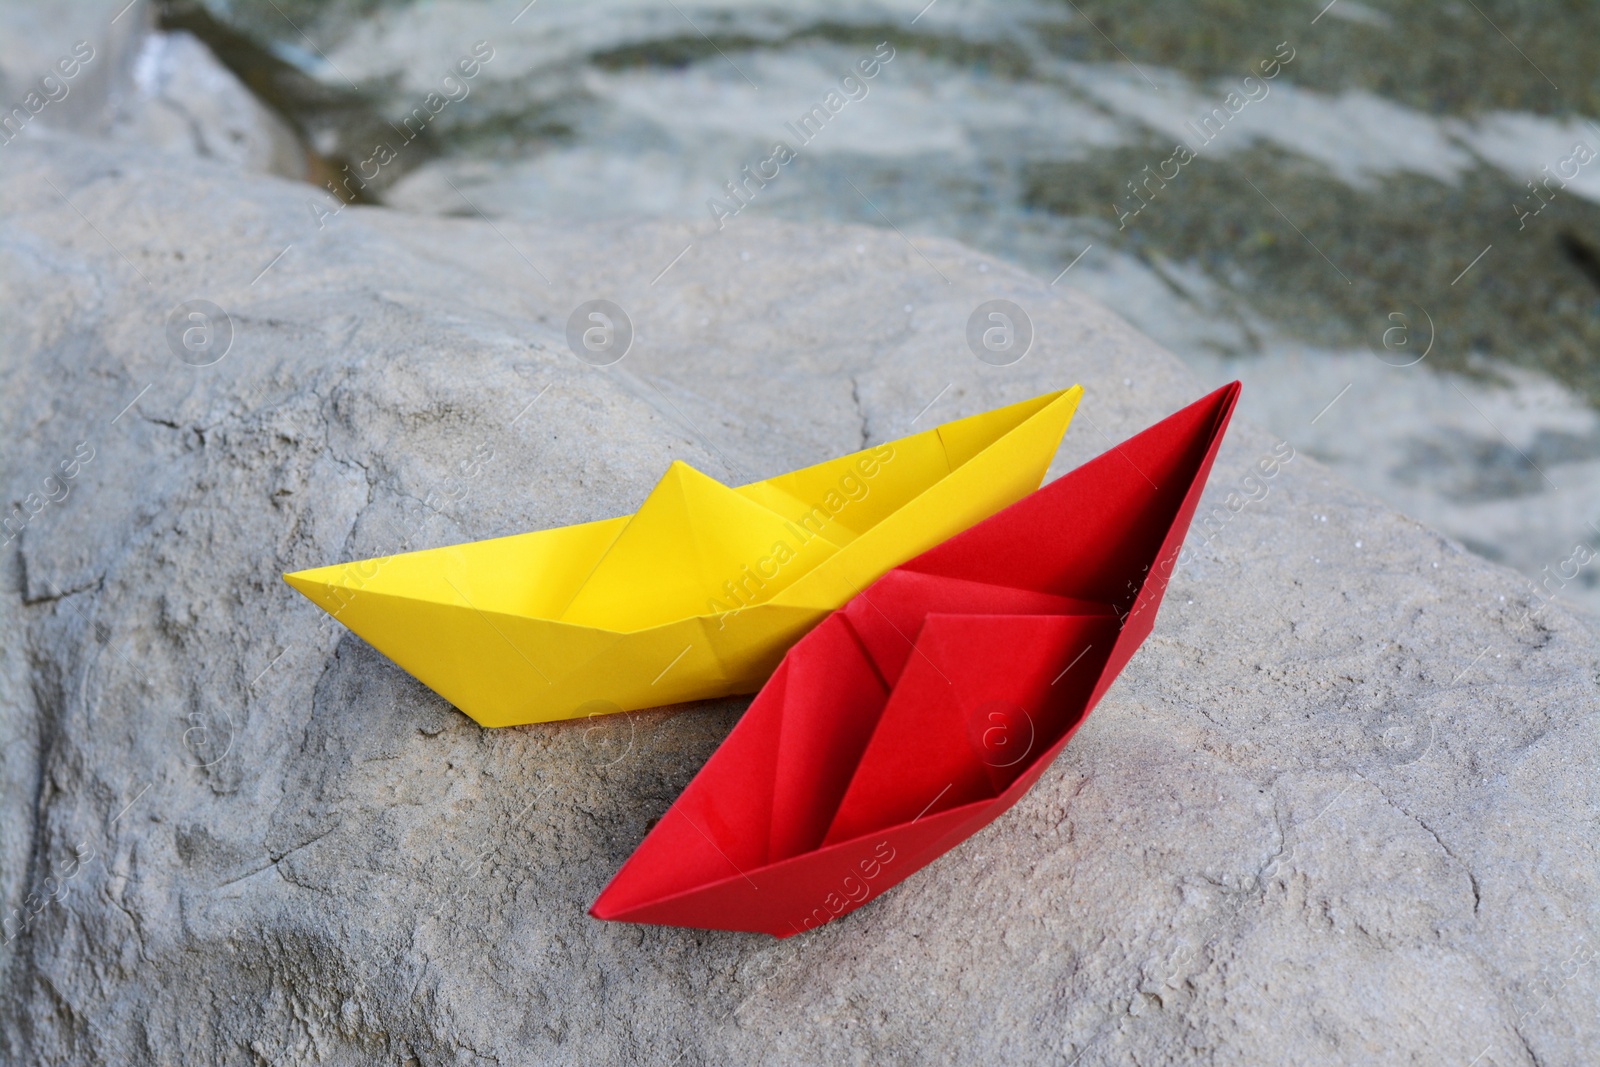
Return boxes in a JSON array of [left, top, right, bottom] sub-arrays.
[[282, 567, 344, 604]]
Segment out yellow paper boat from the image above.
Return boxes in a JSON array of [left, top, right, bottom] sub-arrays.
[[284, 386, 1082, 726]]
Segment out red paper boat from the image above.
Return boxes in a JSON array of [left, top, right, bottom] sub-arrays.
[[590, 383, 1240, 936]]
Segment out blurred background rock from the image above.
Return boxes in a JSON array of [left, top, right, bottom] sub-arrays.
[[6, 0, 1598, 613]]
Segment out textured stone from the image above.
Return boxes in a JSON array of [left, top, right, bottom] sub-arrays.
[[1, 134, 1597, 1066]]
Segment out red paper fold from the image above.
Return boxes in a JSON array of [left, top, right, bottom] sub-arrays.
[[591, 383, 1241, 936]]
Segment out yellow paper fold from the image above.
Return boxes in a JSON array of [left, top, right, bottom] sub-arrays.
[[283, 385, 1082, 726]]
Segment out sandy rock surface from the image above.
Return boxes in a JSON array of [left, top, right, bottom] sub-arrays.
[[1, 135, 1597, 1065]]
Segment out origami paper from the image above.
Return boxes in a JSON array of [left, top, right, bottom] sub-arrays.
[[590, 382, 1240, 936], [283, 387, 1082, 726]]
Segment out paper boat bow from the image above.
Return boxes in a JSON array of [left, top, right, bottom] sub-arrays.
[[590, 383, 1240, 936], [284, 387, 1081, 725]]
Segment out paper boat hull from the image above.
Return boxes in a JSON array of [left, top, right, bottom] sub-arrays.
[[284, 388, 1082, 726], [590, 383, 1241, 934]]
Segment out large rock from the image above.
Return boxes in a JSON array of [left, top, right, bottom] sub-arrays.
[[1, 134, 1597, 1066]]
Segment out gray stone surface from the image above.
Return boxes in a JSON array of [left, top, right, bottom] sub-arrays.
[[1, 133, 1597, 1066]]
